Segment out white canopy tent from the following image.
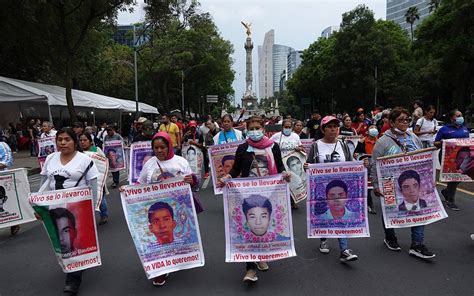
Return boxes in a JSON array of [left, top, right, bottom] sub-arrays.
[[0, 76, 158, 127]]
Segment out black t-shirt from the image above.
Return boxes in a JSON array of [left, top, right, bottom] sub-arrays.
[[306, 119, 322, 140]]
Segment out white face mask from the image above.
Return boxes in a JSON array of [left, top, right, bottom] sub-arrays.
[[368, 128, 379, 137], [282, 128, 292, 136], [248, 129, 264, 141]]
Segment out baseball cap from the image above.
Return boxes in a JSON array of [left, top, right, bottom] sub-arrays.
[[321, 116, 340, 128], [137, 117, 147, 124], [188, 120, 198, 128]]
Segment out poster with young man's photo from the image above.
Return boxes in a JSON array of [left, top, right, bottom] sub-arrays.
[[282, 151, 307, 203]]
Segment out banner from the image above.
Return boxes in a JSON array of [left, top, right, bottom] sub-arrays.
[[208, 141, 244, 194], [0, 168, 35, 228], [120, 179, 204, 279], [104, 140, 126, 172], [376, 149, 447, 228], [307, 162, 369, 238], [83, 151, 109, 210], [301, 139, 314, 156], [37, 136, 57, 169], [128, 141, 154, 184], [283, 151, 307, 203], [223, 175, 296, 262], [182, 143, 204, 181], [29, 187, 101, 273], [440, 138, 474, 182]]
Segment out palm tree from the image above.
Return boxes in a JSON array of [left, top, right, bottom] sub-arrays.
[[405, 6, 420, 42], [429, 0, 441, 12]]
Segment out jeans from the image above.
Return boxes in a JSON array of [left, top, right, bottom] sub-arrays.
[[320, 238, 348, 251], [382, 215, 425, 244], [203, 149, 209, 173], [65, 270, 83, 288], [367, 189, 373, 208], [30, 139, 37, 156], [445, 182, 460, 202], [99, 193, 108, 218], [112, 171, 120, 185]]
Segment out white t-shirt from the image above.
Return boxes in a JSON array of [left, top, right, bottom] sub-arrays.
[[270, 132, 302, 158], [416, 117, 437, 141], [41, 152, 99, 191], [316, 140, 347, 163], [40, 130, 57, 138], [138, 155, 192, 184]]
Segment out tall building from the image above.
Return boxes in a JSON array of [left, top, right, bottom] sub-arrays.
[[321, 26, 339, 38], [287, 50, 303, 80], [386, 0, 431, 35], [258, 30, 275, 99], [273, 44, 293, 93], [112, 25, 147, 47]]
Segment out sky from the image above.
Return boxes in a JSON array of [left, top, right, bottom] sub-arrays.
[[118, 0, 386, 104]]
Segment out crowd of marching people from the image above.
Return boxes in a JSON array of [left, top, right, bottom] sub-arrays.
[[1, 100, 473, 294]]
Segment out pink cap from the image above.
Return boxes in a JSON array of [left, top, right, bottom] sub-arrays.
[[321, 116, 340, 128], [188, 120, 198, 127]]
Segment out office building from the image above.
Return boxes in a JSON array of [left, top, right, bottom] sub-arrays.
[[321, 26, 339, 38], [273, 44, 293, 93], [287, 50, 303, 80], [386, 0, 431, 36], [112, 25, 147, 47], [258, 30, 275, 99]]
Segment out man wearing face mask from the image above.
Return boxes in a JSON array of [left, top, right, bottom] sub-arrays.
[[371, 107, 435, 259], [435, 109, 469, 211]]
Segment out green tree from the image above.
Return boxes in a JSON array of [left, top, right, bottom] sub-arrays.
[[405, 6, 420, 42]]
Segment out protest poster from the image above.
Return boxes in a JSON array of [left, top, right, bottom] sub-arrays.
[[128, 141, 154, 184], [376, 149, 447, 228], [83, 151, 109, 210], [307, 162, 369, 238], [104, 140, 126, 172], [29, 187, 101, 273], [0, 168, 35, 228], [120, 179, 204, 279], [223, 175, 296, 263], [282, 151, 307, 203], [182, 143, 204, 181], [208, 141, 244, 195], [440, 138, 474, 182], [301, 139, 314, 156], [37, 136, 57, 169]]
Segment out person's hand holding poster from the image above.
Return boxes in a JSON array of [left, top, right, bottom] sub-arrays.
[[120, 178, 204, 279], [440, 138, 474, 182], [208, 141, 243, 194], [223, 175, 296, 262], [307, 162, 369, 238], [376, 149, 447, 228], [29, 187, 101, 273]]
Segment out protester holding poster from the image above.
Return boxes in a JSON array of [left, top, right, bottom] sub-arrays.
[[213, 114, 244, 145], [38, 128, 99, 295], [435, 109, 470, 211], [219, 115, 290, 283], [40, 121, 57, 138], [128, 141, 154, 184], [80, 132, 110, 225], [223, 175, 296, 271], [130, 131, 200, 286], [103, 125, 125, 188], [293, 120, 308, 139], [37, 136, 57, 169], [305, 115, 360, 262], [371, 107, 436, 259], [271, 119, 305, 207], [182, 120, 204, 182]]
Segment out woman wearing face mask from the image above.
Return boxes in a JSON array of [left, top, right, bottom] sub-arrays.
[[434, 109, 469, 211], [218, 116, 290, 283], [270, 119, 304, 209], [354, 125, 379, 214], [293, 120, 308, 139], [132, 132, 197, 286], [37, 128, 99, 295], [79, 132, 109, 225], [371, 107, 435, 260], [414, 105, 438, 148], [340, 115, 357, 137], [213, 114, 243, 145], [305, 116, 359, 262]]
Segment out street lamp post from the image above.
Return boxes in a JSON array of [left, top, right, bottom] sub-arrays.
[[133, 25, 139, 120]]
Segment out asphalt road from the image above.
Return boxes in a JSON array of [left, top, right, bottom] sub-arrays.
[[1, 174, 474, 296]]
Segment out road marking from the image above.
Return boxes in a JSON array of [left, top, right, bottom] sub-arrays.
[[437, 182, 474, 196], [202, 177, 210, 189]]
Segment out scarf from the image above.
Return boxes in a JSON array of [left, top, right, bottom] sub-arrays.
[[246, 136, 277, 175]]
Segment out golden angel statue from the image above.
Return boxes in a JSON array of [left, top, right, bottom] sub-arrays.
[[241, 21, 252, 37]]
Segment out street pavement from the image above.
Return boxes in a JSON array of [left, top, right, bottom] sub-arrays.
[[1, 173, 474, 296]]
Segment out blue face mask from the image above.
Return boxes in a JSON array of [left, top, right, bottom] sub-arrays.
[[368, 128, 379, 137], [455, 116, 464, 126], [248, 130, 264, 141], [282, 128, 292, 136]]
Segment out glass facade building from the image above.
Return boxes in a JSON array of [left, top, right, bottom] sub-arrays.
[[387, 0, 431, 36]]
